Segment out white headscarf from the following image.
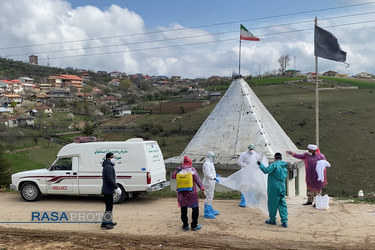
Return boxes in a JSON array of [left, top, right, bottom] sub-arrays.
[[307, 144, 318, 151]]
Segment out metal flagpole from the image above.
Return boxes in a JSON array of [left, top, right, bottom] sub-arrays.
[[315, 17, 319, 147], [239, 39, 242, 75]]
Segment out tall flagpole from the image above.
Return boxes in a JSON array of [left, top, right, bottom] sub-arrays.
[[239, 39, 242, 75], [315, 16, 319, 147]]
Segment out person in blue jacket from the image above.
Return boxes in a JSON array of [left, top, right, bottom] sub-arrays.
[[257, 152, 288, 228]]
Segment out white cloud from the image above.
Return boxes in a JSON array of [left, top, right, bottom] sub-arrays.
[[1, 0, 375, 78]]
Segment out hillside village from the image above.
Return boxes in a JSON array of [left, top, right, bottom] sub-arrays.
[[0, 56, 374, 131], [0, 59, 234, 129]]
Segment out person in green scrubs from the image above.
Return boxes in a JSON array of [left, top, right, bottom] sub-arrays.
[[257, 152, 288, 228]]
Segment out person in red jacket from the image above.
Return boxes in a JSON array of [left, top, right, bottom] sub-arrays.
[[172, 155, 205, 231]]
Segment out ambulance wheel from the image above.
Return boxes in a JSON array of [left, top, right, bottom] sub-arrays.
[[113, 185, 126, 204], [20, 182, 42, 202]]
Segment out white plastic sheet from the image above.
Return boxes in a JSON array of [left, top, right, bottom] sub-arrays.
[[218, 155, 269, 214]]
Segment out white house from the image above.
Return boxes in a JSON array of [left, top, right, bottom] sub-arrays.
[[0, 81, 7, 93], [113, 107, 131, 117], [17, 114, 35, 127], [355, 72, 372, 79], [0, 94, 23, 107], [0, 107, 11, 116], [18, 77, 34, 84]]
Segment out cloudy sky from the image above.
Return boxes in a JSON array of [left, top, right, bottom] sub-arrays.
[[1, 0, 375, 78]]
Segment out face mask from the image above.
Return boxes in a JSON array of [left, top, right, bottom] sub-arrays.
[[308, 152, 313, 156], [249, 150, 254, 154], [110, 158, 116, 163]]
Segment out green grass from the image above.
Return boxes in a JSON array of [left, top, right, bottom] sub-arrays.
[[205, 83, 231, 91], [145, 188, 177, 198], [247, 76, 306, 85], [334, 196, 375, 204], [4, 143, 62, 173], [253, 85, 375, 197], [213, 191, 241, 200], [146, 188, 241, 200], [320, 76, 375, 89]]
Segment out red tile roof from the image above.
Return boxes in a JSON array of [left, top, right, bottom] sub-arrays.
[[71, 84, 84, 88], [106, 96, 118, 100], [59, 74, 83, 81], [5, 94, 22, 98], [36, 105, 52, 110], [49, 75, 83, 81]]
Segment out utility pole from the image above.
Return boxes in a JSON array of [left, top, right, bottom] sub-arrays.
[[258, 65, 260, 78]]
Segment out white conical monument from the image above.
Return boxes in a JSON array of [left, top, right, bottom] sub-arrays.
[[166, 77, 306, 196]]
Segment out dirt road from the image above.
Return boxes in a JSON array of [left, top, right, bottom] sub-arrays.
[[0, 192, 375, 249]]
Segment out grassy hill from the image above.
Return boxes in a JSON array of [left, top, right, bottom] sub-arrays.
[[100, 83, 375, 197], [253, 85, 375, 197], [0, 57, 81, 81], [2, 75, 375, 198], [97, 85, 375, 196]]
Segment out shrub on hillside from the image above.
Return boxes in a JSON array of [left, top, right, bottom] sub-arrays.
[[0, 146, 12, 188]]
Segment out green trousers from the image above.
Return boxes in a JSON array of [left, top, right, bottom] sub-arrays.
[[268, 194, 288, 223]]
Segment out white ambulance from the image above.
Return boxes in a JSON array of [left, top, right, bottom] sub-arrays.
[[10, 138, 170, 203]]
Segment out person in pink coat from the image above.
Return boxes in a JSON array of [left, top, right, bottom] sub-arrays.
[[172, 155, 205, 231], [286, 144, 326, 206]]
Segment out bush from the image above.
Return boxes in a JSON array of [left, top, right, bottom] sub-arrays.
[[0, 146, 12, 188]]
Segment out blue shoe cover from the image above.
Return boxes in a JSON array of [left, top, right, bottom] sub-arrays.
[[182, 226, 189, 231], [265, 220, 276, 225], [191, 224, 202, 231], [212, 208, 220, 215], [282, 222, 288, 228], [204, 204, 216, 219], [210, 205, 219, 215], [239, 194, 246, 207]]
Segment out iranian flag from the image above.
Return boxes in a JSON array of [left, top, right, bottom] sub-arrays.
[[240, 24, 260, 41]]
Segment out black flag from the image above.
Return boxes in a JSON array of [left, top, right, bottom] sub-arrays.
[[314, 25, 346, 62]]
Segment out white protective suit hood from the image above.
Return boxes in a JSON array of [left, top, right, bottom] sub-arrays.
[[206, 151, 216, 163]]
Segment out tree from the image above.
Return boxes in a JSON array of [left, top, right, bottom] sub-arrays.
[[118, 79, 133, 92], [82, 85, 93, 93], [82, 122, 95, 136], [10, 101, 17, 108], [0, 146, 12, 188], [277, 54, 291, 75]]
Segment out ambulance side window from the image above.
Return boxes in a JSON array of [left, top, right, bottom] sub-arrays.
[[51, 158, 72, 171]]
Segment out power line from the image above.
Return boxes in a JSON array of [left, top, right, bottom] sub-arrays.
[[5, 10, 375, 58], [34, 19, 375, 62], [1, 1, 375, 50]]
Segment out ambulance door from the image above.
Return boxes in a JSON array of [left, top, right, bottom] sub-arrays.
[[45, 157, 74, 193]]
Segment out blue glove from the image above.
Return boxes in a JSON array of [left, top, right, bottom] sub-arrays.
[[216, 174, 221, 178], [214, 178, 220, 183]]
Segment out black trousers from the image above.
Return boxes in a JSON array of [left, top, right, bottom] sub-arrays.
[[181, 206, 199, 228], [102, 194, 113, 225]]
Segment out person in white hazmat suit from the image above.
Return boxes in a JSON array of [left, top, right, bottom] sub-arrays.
[[203, 151, 220, 219], [237, 144, 260, 207]]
